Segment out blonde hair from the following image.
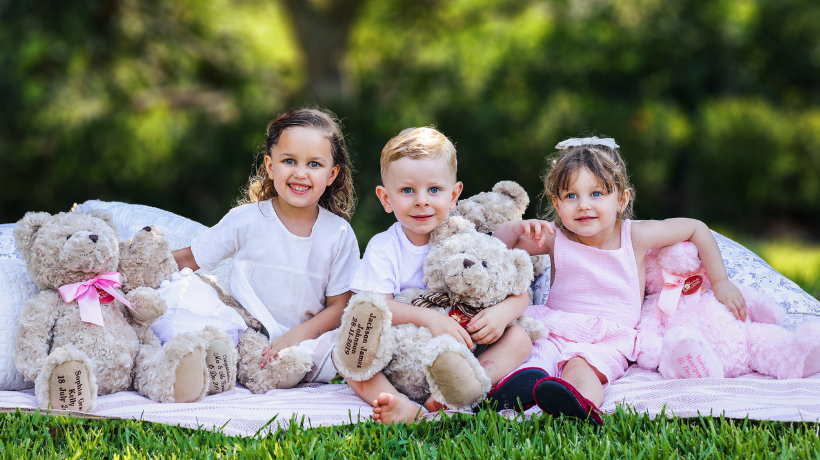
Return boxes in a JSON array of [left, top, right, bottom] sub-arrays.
[[380, 127, 457, 181], [542, 142, 634, 230], [242, 108, 356, 221]]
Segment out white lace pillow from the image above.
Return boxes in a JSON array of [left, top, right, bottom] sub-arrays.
[[0, 258, 39, 390], [76, 200, 233, 293], [530, 231, 820, 330], [0, 224, 22, 260]]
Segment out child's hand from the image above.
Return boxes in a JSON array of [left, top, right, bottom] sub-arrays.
[[513, 219, 555, 248], [712, 279, 747, 321], [260, 332, 303, 368], [424, 310, 474, 350], [466, 307, 509, 345]]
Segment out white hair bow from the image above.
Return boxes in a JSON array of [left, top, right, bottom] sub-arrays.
[[555, 137, 619, 150]]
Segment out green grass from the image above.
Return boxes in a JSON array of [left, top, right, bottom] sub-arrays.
[[1, 407, 819, 459]]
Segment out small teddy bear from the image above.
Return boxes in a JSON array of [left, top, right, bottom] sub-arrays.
[[453, 181, 549, 278], [13, 210, 209, 412], [333, 216, 544, 410], [117, 225, 245, 398], [636, 241, 820, 380]]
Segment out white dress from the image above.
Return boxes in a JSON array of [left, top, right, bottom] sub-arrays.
[[191, 200, 360, 342]]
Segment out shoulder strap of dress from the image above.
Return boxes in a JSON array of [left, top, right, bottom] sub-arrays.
[[620, 219, 633, 249]]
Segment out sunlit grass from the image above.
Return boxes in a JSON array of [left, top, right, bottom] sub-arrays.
[[2, 407, 819, 459]]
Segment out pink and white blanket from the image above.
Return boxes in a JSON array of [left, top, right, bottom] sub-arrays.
[[1, 366, 818, 437]]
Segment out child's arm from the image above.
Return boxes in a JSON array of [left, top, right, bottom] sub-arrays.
[[493, 220, 555, 255], [466, 292, 529, 344], [633, 218, 746, 320], [385, 295, 474, 349], [261, 291, 353, 363], [172, 247, 200, 271]]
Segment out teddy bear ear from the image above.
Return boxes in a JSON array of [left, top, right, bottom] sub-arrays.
[[508, 248, 535, 294], [83, 209, 119, 240], [492, 181, 529, 211], [430, 216, 475, 246], [13, 212, 52, 261]]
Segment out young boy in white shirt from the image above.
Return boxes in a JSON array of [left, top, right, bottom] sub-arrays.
[[335, 127, 533, 424]]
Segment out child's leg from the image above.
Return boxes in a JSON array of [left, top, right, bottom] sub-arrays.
[[558, 356, 607, 407], [476, 325, 533, 385], [346, 371, 425, 424]]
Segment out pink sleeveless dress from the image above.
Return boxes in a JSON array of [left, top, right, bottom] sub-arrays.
[[516, 220, 642, 383]]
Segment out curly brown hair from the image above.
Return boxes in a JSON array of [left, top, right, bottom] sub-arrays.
[[542, 142, 634, 230], [241, 107, 356, 221]]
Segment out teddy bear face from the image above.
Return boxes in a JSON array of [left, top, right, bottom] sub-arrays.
[[118, 225, 178, 292], [645, 241, 705, 295], [424, 228, 533, 308], [14, 211, 120, 290]]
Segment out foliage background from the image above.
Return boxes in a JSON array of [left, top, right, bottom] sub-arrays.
[[2, 0, 819, 247]]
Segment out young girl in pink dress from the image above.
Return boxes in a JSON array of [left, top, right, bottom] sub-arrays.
[[493, 137, 747, 425]]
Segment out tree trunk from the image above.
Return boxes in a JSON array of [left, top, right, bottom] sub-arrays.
[[281, 0, 364, 103]]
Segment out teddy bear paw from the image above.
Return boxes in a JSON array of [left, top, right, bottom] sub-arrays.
[[332, 292, 394, 381], [659, 330, 724, 379], [47, 360, 94, 412]]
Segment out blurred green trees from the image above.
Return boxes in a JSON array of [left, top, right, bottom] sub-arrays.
[[2, 0, 819, 245]]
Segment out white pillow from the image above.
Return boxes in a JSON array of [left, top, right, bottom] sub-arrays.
[[530, 230, 820, 330], [77, 200, 208, 251], [76, 200, 233, 293], [0, 258, 39, 390]]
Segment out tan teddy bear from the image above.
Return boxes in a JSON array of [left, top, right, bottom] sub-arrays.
[[453, 181, 549, 278], [13, 210, 209, 412], [333, 216, 544, 410], [117, 225, 243, 398]]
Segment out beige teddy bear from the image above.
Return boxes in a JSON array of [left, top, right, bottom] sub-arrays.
[[117, 225, 243, 398], [333, 216, 544, 410], [118, 225, 313, 395], [13, 210, 209, 412], [453, 181, 549, 278]]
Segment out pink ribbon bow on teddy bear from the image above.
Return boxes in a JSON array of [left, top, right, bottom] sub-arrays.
[[58, 272, 132, 326], [657, 268, 708, 316]]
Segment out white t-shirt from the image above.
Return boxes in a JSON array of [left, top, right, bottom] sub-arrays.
[[191, 200, 359, 341], [350, 222, 429, 296]]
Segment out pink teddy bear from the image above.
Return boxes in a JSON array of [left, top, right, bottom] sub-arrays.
[[636, 241, 820, 380]]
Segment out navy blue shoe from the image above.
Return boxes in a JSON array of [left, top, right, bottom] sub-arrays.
[[476, 367, 549, 412], [533, 377, 604, 426]]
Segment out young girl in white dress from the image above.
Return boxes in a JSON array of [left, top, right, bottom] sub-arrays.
[[173, 108, 360, 393]]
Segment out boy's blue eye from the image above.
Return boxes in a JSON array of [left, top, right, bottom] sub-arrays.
[[309, 161, 320, 168], [592, 191, 602, 197], [400, 188, 412, 194], [284, 159, 295, 165], [566, 193, 576, 199], [429, 187, 440, 194]]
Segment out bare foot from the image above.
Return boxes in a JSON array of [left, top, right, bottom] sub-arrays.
[[372, 393, 425, 424], [423, 396, 447, 413]]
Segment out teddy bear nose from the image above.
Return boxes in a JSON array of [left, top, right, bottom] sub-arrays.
[[89, 234, 98, 243], [143, 226, 152, 232], [463, 258, 475, 268]]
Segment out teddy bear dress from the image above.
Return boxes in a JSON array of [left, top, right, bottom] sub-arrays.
[[516, 219, 642, 383]]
